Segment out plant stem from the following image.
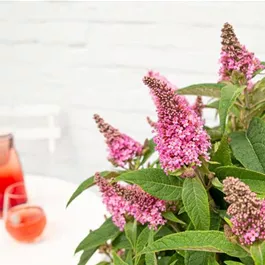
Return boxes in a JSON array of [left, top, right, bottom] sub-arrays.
[[234, 101, 244, 108], [252, 98, 265, 108], [134, 158, 141, 170], [231, 114, 237, 131], [237, 97, 245, 107], [244, 88, 250, 110], [106, 252, 113, 262]]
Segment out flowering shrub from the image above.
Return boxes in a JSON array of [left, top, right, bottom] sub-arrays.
[[68, 23, 265, 265]]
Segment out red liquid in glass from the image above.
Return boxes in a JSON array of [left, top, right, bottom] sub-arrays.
[[0, 134, 26, 216], [5, 205, 46, 242]]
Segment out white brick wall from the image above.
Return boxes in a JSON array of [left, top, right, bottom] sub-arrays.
[[0, 1, 264, 183]]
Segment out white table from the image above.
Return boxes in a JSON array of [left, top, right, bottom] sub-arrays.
[[0, 175, 107, 265]]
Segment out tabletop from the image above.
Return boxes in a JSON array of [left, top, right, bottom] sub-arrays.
[[0, 175, 107, 265]]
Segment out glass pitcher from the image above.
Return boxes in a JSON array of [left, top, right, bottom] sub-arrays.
[[0, 134, 26, 217]]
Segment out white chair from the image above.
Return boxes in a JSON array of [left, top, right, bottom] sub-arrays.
[[0, 104, 61, 154]]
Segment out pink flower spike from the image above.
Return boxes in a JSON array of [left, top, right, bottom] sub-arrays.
[[219, 23, 264, 84], [95, 173, 166, 231], [143, 71, 211, 174], [223, 177, 265, 245], [94, 114, 143, 167]]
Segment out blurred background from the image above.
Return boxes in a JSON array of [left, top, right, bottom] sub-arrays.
[[0, 1, 264, 184]]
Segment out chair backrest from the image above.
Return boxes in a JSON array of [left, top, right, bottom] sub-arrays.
[[0, 104, 61, 154]]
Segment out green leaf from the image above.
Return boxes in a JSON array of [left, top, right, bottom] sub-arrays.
[[185, 251, 212, 265], [154, 226, 173, 240], [250, 242, 265, 265], [182, 177, 210, 230], [157, 256, 171, 265], [210, 211, 221, 231], [113, 252, 129, 265], [78, 248, 97, 265], [215, 166, 265, 195], [177, 83, 224, 98], [75, 218, 120, 253], [112, 233, 132, 250], [211, 177, 223, 192], [178, 206, 186, 215], [241, 179, 265, 196], [216, 166, 265, 181], [140, 231, 248, 258], [162, 211, 186, 225], [145, 253, 157, 265], [145, 231, 157, 265], [67, 171, 113, 207], [136, 226, 153, 253], [205, 127, 222, 142], [115, 168, 182, 201], [230, 118, 265, 173], [224, 261, 243, 265], [168, 253, 185, 265], [125, 250, 133, 265], [208, 256, 219, 265], [125, 221, 137, 250], [240, 256, 255, 265], [95, 262, 110, 265], [205, 100, 220, 109], [243, 94, 265, 122], [211, 135, 232, 169], [219, 84, 245, 133], [141, 139, 156, 165]]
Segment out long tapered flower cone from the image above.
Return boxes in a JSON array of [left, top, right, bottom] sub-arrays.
[[143, 71, 211, 174], [219, 22, 264, 85], [223, 177, 265, 245], [93, 114, 143, 167], [95, 173, 166, 231]]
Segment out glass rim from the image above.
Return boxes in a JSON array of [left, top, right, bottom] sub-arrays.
[[0, 133, 13, 141], [3, 182, 46, 228], [4, 181, 27, 199]]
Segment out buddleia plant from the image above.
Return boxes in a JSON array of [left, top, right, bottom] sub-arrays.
[[67, 23, 265, 265]]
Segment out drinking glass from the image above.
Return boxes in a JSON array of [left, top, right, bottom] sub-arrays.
[[3, 182, 47, 243]]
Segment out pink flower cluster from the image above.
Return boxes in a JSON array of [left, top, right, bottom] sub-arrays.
[[223, 177, 265, 245], [143, 71, 210, 174], [94, 114, 143, 167], [95, 173, 166, 231], [219, 46, 264, 82], [219, 23, 264, 85]]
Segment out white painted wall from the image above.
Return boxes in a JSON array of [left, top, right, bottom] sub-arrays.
[[0, 1, 264, 183]]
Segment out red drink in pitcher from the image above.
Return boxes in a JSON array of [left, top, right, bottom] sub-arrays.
[[0, 134, 26, 216]]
